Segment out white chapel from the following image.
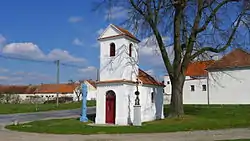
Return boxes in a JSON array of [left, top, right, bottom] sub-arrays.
[[95, 24, 165, 125]]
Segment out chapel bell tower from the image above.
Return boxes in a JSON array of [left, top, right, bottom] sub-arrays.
[[97, 24, 140, 82]]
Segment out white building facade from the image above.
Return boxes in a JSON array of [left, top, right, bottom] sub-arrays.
[[95, 24, 165, 125], [164, 48, 250, 105]]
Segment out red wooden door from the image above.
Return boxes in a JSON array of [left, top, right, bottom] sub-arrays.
[[106, 91, 116, 124]]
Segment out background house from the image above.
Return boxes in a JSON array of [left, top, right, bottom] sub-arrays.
[[0, 81, 97, 103], [164, 60, 214, 104], [207, 48, 250, 104], [34, 83, 79, 102], [0, 85, 39, 103], [164, 48, 250, 105], [79, 79, 97, 100]]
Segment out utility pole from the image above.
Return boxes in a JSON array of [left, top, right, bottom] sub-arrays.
[[96, 68, 99, 81], [56, 60, 60, 107]]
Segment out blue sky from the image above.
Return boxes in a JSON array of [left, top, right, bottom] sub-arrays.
[[0, 0, 166, 85]]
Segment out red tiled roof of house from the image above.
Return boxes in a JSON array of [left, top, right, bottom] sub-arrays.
[[96, 69, 164, 87], [207, 48, 250, 70], [185, 60, 215, 76], [99, 24, 140, 42], [0, 85, 38, 94], [34, 83, 79, 94]]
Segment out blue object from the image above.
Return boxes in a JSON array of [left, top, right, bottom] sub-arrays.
[[80, 83, 88, 122]]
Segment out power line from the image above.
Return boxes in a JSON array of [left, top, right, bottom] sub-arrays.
[[60, 63, 85, 68], [0, 54, 86, 68], [0, 54, 54, 64]]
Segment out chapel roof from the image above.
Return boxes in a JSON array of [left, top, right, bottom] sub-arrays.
[[96, 69, 164, 87], [85, 79, 97, 88], [98, 24, 140, 42], [207, 48, 250, 70]]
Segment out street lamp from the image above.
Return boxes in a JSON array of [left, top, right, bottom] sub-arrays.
[[133, 78, 141, 126]]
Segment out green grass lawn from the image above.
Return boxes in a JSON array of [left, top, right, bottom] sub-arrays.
[[0, 100, 96, 114], [6, 105, 250, 134]]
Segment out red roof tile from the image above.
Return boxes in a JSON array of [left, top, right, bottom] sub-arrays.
[[0, 85, 38, 94], [99, 24, 140, 42], [207, 48, 250, 70], [138, 69, 164, 86], [185, 60, 215, 76], [35, 83, 79, 94]]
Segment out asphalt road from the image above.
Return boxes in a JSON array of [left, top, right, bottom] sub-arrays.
[[0, 107, 96, 125]]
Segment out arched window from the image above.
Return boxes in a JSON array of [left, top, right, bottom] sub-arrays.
[[110, 43, 115, 57], [129, 43, 133, 57]]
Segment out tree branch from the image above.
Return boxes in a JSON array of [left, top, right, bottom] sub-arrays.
[[190, 13, 244, 60], [196, 0, 239, 33], [129, 0, 174, 76]]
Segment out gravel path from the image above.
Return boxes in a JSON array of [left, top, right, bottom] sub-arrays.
[[1, 127, 250, 141]]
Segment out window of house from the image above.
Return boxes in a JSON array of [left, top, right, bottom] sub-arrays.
[[129, 43, 133, 57], [41, 95, 43, 97], [110, 43, 115, 57], [52, 95, 54, 97], [202, 85, 207, 91], [151, 92, 155, 103], [167, 81, 170, 84], [191, 85, 195, 91]]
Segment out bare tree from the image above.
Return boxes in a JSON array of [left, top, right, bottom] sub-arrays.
[[68, 79, 81, 102], [96, 0, 250, 117]]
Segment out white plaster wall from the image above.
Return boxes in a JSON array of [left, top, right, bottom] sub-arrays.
[[95, 83, 128, 125], [99, 37, 139, 81], [138, 85, 164, 122], [100, 26, 120, 39], [95, 83, 164, 125], [183, 78, 208, 104], [208, 68, 250, 104], [164, 76, 209, 104]]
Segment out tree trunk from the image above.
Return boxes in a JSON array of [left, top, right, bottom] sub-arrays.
[[77, 94, 80, 102], [168, 74, 185, 117]]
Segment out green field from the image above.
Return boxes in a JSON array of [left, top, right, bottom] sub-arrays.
[[0, 100, 96, 114], [6, 105, 250, 134]]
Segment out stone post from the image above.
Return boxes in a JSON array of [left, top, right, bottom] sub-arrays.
[[133, 78, 142, 126]]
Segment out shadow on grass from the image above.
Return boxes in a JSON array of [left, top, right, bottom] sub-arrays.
[[76, 114, 96, 122]]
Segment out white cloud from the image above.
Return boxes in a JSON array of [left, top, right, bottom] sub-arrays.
[[0, 68, 9, 73], [2, 43, 46, 60], [68, 16, 83, 23], [105, 7, 128, 20], [48, 49, 86, 63], [78, 66, 97, 80], [72, 38, 84, 46], [0, 76, 9, 81], [1, 42, 86, 63], [0, 34, 6, 45], [0, 70, 53, 85], [97, 28, 104, 36], [139, 35, 173, 71]]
